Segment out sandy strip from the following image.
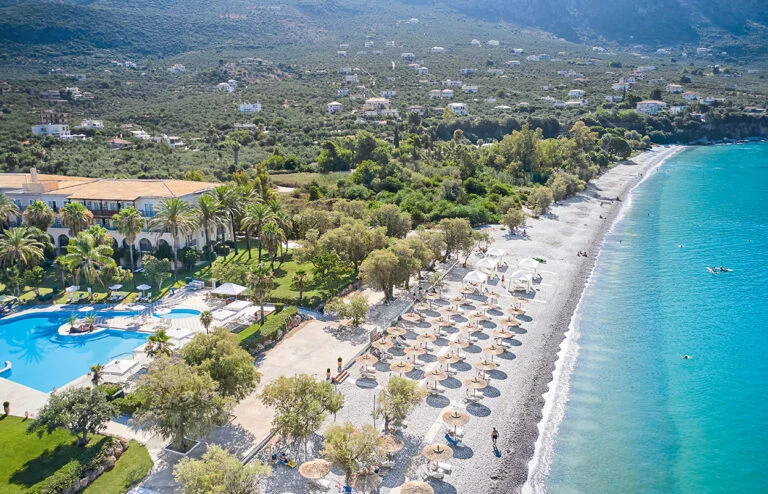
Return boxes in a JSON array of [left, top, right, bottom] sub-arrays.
[[487, 145, 685, 493]]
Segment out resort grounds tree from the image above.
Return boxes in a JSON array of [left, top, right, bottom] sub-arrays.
[[195, 194, 223, 260], [113, 206, 145, 271], [429, 271, 444, 294], [503, 208, 527, 233], [317, 221, 387, 273], [359, 248, 400, 301], [371, 204, 412, 238], [142, 255, 172, 292], [22, 265, 45, 296], [373, 376, 427, 432], [292, 269, 307, 304], [145, 328, 174, 358], [322, 422, 385, 487], [528, 187, 555, 217], [133, 357, 231, 452], [325, 293, 369, 326], [90, 363, 104, 385], [60, 231, 116, 289], [241, 202, 273, 261], [61, 201, 93, 236], [174, 445, 270, 494], [0, 193, 19, 229], [98, 264, 133, 292], [0, 227, 46, 278], [439, 218, 474, 261], [311, 251, 347, 297], [199, 310, 213, 334], [210, 257, 249, 286], [391, 240, 421, 290], [28, 386, 117, 446], [180, 328, 261, 400], [247, 263, 273, 324], [213, 184, 241, 251], [417, 228, 446, 270], [261, 221, 283, 269], [260, 374, 343, 448], [22, 200, 55, 231], [149, 197, 198, 276]]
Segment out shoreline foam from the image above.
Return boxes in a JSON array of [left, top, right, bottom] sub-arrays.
[[489, 145, 685, 493]]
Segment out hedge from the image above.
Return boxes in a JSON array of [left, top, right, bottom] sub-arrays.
[[240, 306, 297, 351]]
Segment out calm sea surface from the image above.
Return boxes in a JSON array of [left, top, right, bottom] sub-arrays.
[[545, 143, 768, 493]]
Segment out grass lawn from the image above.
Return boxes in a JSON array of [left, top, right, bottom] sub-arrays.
[[83, 440, 152, 494], [0, 415, 151, 494], [270, 171, 350, 189]]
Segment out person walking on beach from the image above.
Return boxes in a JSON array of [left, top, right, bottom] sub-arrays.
[[491, 428, 499, 447]]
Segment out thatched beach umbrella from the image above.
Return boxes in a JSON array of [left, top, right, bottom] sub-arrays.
[[422, 443, 453, 462], [483, 344, 505, 360], [404, 345, 426, 362], [474, 359, 499, 372], [508, 307, 526, 316], [417, 333, 437, 345], [463, 376, 488, 397], [493, 329, 515, 339], [356, 353, 379, 366], [438, 353, 460, 365], [379, 434, 404, 453], [481, 301, 496, 311], [449, 339, 469, 350], [425, 368, 448, 384], [372, 338, 393, 351], [401, 312, 421, 323], [386, 326, 407, 337], [298, 459, 331, 480], [450, 295, 464, 304], [441, 306, 458, 317], [401, 481, 435, 494], [390, 360, 414, 375], [442, 409, 470, 435], [352, 472, 382, 493], [500, 316, 520, 327], [414, 302, 430, 311]]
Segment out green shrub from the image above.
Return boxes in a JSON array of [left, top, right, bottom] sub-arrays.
[[97, 383, 123, 399], [30, 438, 113, 494], [240, 306, 299, 352], [113, 393, 143, 416]]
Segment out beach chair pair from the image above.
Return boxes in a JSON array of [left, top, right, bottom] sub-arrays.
[[428, 384, 446, 395]]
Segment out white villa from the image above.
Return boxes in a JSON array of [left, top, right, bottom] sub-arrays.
[[327, 101, 343, 114], [666, 84, 683, 93], [568, 89, 585, 98], [363, 98, 397, 117], [462, 85, 479, 93], [441, 89, 454, 99], [443, 80, 463, 87], [447, 102, 468, 115], [407, 105, 426, 116], [431, 47, 445, 53], [401, 53, 416, 61], [683, 91, 701, 101], [32, 124, 70, 138], [1, 169, 219, 256], [381, 90, 397, 98], [488, 40, 499, 46], [417, 67, 429, 75], [612, 83, 630, 92], [429, 89, 442, 99], [470, 39, 481, 46], [345, 74, 358, 83], [460, 68, 477, 75], [636, 100, 668, 115], [79, 119, 104, 130], [238, 103, 262, 113]]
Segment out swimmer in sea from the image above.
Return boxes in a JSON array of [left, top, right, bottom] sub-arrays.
[[683, 355, 691, 360]]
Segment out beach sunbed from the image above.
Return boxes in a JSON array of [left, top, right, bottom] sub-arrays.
[[437, 462, 453, 474]]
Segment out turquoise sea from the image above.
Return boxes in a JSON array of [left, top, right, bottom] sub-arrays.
[[544, 143, 768, 493]]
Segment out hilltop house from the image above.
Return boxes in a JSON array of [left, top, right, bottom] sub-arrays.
[[338, 67, 352, 74], [441, 89, 454, 99], [108, 137, 131, 149], [507, 60, 521, 66], [431, 47, 445, 53], [487, 68, 504, 76], [418, 67, 429, 75], [365, 41, 374, 48], [471, 39, 481, 46], [381, 90, 397, 98], [363, 97, 397, 117], [666, 84, 683, 93], [488, 40, 499, 46], [568, 89, 585, 98], [683, 91, 701, 101], [462, 85, 479, 93], [327, 101, 343, 114], [636, 100, 668, 115], [460, 68, 478, 75], [80, 119, 103, 130], [238, 103, 262, 113], [612, 83, 630, 92], [447, 102, 468, 115], [429, 90, 442, 99], [337, 51, 347, 57], [401, 53, 416, 61], [32, 124, 70, 138], [407, 105, 426, 116], [337, 88, 350, 97], [443, 80, 463, 87], [164, 135, 185, 150], [513, 48, 524, 54], [345, 74, 358, 83], [168, 64, 186, 73], [0, 168, 218, 256]]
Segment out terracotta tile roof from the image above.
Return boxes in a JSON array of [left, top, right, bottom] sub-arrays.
[[0, 173, 95, 191]]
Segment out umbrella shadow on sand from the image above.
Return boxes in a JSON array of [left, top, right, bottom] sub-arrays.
[[426, 394, 451, 408]]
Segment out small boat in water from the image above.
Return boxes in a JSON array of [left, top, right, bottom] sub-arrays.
[[707, 267, 719, 274], [718, 267, 732, 272]]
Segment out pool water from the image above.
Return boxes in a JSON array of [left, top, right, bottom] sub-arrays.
[[0, 310, 147, 392], [153, 308, 201, 319]]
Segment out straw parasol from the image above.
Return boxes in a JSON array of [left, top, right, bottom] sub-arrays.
[[422, 444, 454, 462], [298, 459, 331, 480], [390, 360, 414, 374], [386, 326, 407, 337], [463, 376, 488, 396], [442, 409, 470, 430], [379, 434, 404, 453], [401, 481, 435, 494], [414, 302, 430, 311], [493, 329, 515, 339], [356, 353, 379, 366], [481, 301, 496, 311], [474, 358, 499, 371], [403, 346, 425, 361], [483, 344, 505, 359], [441, 306, 458, 316], [438, 353, 460, 365], [449, 339, 469, 350], [352, 472, 382, 492], [425, 368, 448, 383], [450, 295, 464, 304], [371, 338, 393, 351], [401, 312, 421, 323], [469, 312, 487, 322], [417, 333, 437, 344], [500, 316, 520, 327], [508, 307, 526, 316]]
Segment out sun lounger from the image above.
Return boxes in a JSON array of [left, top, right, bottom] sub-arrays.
[[464, 393, 483, 403], [313, 478, 333, 491], [428, 385, 446, 395], [423, 465, 446, 480], [445, 433, 461, 447], [437, 462, 453, 474]]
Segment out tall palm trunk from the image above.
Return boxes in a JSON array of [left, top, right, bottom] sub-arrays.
[[246, 232, 251, 260], [128, 239, 135, 271], [229, 216, 238, 254], [204, 227, 212, 261]]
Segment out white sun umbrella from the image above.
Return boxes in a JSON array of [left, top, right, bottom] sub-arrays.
[[65, 285, 80, 293], [223, 299, 253, 312], [487, 247, 507, 258], [212, 282, 247, 297], [476, 257, 497, 273], [108, 284, 123, 290], [136, 284, 152, 291], [78, 305, 95, 313], [102, 358, 140, 378]]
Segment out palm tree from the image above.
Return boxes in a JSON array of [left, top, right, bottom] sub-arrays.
[[22, 200, 55, 231], [60, 202, 93, 236], [0, 194, 19, 229], [261, 221, 284, 269], [199, 310, 213, 334], [247, 264, 273, 325], [212, 184, 240, 252], [145, 328, 174, 357], [195, 194, 223, 260], [90, 364, 104, 385], [274, 209, 293, 260], [113, 206, 145, 272], [292, 269, 307, 304], [0, 227, 45, 275], [240, 202, 273, 261], [148, 198, 198, 277], [59, 232, 115, 289]]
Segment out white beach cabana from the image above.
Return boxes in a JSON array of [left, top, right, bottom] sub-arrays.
[[102, 359, 140, 379], [518, 257, 539, 275], [222, 300, 253, 312], [507, 270, 534, 293], [475, 258, 498, 273], [487, 247, 507, 258], [463, 270, 488, 288], [212, 283, 247, 297]]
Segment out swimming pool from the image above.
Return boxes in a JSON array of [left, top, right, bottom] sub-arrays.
[[153, 308, 201, 319], [0, 310, 147, 392]]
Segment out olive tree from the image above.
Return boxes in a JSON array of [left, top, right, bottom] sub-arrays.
[[322, 422, 385, 487], [373, 376, 426, 432], [28, 387, 117, 446], [174, 445, 270, 494]]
